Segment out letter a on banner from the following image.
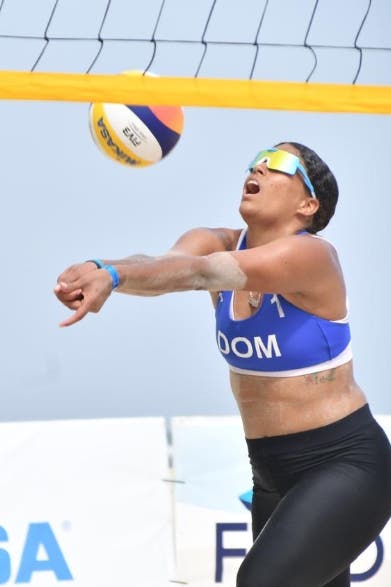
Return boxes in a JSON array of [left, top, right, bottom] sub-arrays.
[[15, 523, 73, 583]]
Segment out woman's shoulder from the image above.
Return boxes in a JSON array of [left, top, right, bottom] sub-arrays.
[[263, 232, 343, 281], [299, 232, 340, 261], [208, 227, 243, 251], [275, 231, 338, 255], [168, 226, 243, 255]]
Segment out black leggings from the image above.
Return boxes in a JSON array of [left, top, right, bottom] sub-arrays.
[[237, 405, 391, 587]]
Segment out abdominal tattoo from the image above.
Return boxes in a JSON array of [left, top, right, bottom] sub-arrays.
[[304, 369, 336, 385]]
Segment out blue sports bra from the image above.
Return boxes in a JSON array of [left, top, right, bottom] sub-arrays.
[[215, 230, 352, 377]]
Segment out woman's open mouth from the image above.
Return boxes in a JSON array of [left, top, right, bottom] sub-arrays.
[[244, 179, 260, 195]]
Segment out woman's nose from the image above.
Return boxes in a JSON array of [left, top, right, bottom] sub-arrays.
[[253, 162, 267, 174]]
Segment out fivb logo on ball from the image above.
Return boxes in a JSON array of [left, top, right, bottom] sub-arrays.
[[89, 70, 184, 168], [0, 522, 72, 584]]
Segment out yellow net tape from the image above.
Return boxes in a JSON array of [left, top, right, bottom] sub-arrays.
[[0, 71, 390, 114]]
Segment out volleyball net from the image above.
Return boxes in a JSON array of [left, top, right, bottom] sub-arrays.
[[0, 0, 390, 113]]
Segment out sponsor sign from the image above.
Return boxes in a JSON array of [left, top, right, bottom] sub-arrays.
[[0, 418, 173, 586]]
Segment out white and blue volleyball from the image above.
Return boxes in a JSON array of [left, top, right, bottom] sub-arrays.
[[89, 72, 184, 168]]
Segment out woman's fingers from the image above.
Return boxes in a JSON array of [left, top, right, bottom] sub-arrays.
[[59, 303, 89, 328], [54, 282, 84, 308], [56, 270, 113, 326]]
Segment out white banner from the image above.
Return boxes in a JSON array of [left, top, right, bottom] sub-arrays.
[[0, 418, 173, 587], [171, 415, 391, 586], [0, 415, 389, 586]]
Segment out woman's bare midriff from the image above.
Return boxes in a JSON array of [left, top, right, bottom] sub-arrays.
[[230, 361, 367, 438]]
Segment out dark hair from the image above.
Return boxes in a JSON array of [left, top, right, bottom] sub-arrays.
[[277, 142, 339, 233]]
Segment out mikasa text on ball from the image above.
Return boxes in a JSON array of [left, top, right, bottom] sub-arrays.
[[89, 70, 184, 168]]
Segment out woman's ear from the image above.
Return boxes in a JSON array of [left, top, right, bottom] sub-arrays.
[[298, 196, 319, 219]]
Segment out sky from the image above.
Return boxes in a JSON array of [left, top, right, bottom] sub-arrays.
[[1, 0, 391, 421]]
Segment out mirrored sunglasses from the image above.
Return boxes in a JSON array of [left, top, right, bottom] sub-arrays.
[[248, 148, 316, 198]]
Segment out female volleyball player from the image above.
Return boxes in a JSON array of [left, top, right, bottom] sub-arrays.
[[55, 142, 391, 587]]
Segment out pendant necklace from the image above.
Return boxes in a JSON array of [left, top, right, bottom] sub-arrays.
[[248, 291, 262, 309]]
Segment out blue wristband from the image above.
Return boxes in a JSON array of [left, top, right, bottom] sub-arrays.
[[87, 259, 104, 269], [103, 264, 120, 289]]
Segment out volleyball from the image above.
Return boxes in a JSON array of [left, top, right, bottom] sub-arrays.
[[89, 71, 184, 168]]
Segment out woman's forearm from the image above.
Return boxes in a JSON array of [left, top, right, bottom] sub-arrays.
[[55, 251, 247, 327], [112, 252, 247, 294]]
